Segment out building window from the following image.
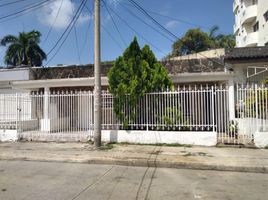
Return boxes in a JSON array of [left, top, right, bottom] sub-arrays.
[[253, 21, 259, 32], [264, 11, 268, 22]]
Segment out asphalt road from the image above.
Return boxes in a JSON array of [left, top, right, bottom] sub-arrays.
[[0, 160, 267, 200]]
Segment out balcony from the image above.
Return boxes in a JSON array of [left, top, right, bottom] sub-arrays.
[[240, 5, 257, 25], [241, 32, 259, 47], [233, 0, 239, 12], [233, 23, 239, 35]]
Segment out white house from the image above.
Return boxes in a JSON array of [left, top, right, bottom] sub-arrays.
[[0, 48, 267, 147]]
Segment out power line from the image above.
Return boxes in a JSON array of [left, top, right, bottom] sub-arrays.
[[103, 0, 166, 56], [128, 0, 178, 40], [43, 0, 64, 44], [116, 0, 174, 43], [84, 4, 124, 51], [79, 15, 92, 61], [0, 0, 52, 21], [44, 0, 87, 66], [0, 0, 29, 8], [128, 0, 225, 66], [102, 0, 127, 47], [71, 0, 81, 64], [46, 0, 86, 56]]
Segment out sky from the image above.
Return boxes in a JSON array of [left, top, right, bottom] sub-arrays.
[[0, 0, 234, 67]]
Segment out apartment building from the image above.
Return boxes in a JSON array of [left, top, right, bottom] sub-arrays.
[[233, 0, 268, 47]]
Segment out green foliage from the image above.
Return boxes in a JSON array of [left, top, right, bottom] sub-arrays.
[[108, 37, 173, 125], [263, 77, 268, 85], [171, 26, 235, 56], [156, 107, 189, 131], [229, 120, 238, 138], [162, 107, 183, 125], [0, 30, 46, 67], [172, 28, 212, 56]]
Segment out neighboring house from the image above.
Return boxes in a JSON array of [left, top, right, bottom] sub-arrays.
[[0, 67, 31, 94], [225, 46, 268, 83], [234, 0, 268, 47]]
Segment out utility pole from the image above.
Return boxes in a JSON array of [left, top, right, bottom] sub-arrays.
[[94, 0, 101, 147]]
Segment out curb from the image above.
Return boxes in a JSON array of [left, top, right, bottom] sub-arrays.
[[1, 156, 267, 174]]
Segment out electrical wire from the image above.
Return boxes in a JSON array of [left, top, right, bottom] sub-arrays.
[[43, 0, 64, 44], [116, 0, 174, 43], [0, 0, 29, 8], [102, 0, 127, 47], [84, 4, 124, 51], [128, 0, 225, 66], [46, 0, 86, 56], [71, 0, 81, 64], [44, 0, 87, 66], [0, 0, 52, 21], [103, 0, 166, 56]]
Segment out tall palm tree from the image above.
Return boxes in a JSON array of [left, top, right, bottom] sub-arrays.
[[0, 30, 46, 67], [208, 26, 236, 49], [208, 25, 220, 41]]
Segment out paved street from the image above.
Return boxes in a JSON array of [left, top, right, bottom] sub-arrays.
[[0, 160, 267, 200]]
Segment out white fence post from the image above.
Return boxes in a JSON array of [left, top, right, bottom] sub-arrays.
[[255, 84, 259, 119], [228, 79, 235, 120]]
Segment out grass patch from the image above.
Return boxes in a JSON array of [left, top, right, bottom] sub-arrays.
[[98, 143, 114, 151], [183, 152, 212, 157], [87, 140, 94, 145]]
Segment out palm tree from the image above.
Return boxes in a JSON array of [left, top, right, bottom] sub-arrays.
[[208, 26, 236, 49], [0, 30, 46, 67], [215, 34, 236, 49], [208, 25, 220, 41]]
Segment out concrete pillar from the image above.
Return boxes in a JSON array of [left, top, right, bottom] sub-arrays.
[[41, 87, 50, 132], [44, 87, 49, 119], [228, 79, 236, 120]]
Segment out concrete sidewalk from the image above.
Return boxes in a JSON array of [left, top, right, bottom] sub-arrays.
[[0, 142, 267, 173]]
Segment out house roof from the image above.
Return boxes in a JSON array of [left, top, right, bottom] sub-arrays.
[[225, 46, 268, 60]]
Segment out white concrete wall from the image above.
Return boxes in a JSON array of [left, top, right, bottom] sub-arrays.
[[237, 118, 268, 136], [254, 132, 268, 148], [0, 68, 29, 81], [41, 117, 70, 132], [0, 130, 18, 141], [101, 130, 217, 146]]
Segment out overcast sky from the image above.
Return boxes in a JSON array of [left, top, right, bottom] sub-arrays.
[[0, 0, 234, 67]]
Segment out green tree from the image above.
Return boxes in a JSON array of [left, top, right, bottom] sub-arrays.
[[171, 27, 236, 56], [108, 37, 173, 125], [0, 30, 46, 67], [172, 28, 212, 56]]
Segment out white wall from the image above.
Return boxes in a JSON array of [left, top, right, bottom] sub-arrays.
[[0, 130, 18, 141], [102, 130, 217, 146], [0, 68, 29, 81], [254, 132, 268, 148]]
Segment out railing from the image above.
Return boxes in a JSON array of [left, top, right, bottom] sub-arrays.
[[102, 85, 215, 131], [0, 84, 267, 144], [236, 84, 268, 136]]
